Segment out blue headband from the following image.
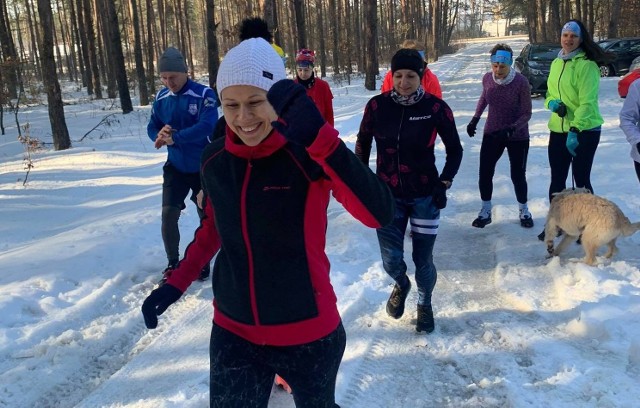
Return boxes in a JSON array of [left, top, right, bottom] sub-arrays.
[[490, 50, 512, 65], [562, 21, 582, 38]]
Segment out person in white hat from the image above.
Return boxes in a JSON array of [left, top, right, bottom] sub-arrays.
[[141, 36, 394, 407]]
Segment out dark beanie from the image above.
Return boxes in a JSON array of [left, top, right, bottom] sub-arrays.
[[391, 49, 424, 79], [158, 47, 187, 73]]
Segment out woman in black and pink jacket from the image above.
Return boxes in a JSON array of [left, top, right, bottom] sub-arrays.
[[141, 37, 394, 407], [356, 48, 463, 335]]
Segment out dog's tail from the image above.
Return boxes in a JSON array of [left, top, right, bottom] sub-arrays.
[[622, 221, 640, 237]]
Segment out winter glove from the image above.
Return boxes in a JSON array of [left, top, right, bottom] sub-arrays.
[[141, 283, 183, 329], [490, 127, 516, 142], [637, 142, 640, 155], [566, 129, 579, 157], [548, 100, 567, 118], [266, 79, 326, 147], [431, 181, 448, 210], [466, 116, 480, 137]]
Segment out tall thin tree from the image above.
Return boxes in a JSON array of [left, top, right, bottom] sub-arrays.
[[364, 0, 377, 90], [36, 0, 71, 151], [206, 0, 220, 90], [130, 0, 149, 105]]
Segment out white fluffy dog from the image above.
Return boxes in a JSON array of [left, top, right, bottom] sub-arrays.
[[544, 188, 640, 265]]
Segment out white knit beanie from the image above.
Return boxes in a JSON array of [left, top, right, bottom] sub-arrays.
[[216, 38, 286, 96]]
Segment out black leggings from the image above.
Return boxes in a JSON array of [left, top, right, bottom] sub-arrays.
[[161, 162, 204, 263], [478, 136, 530, 203], [209, 322, 346, 408], [547, 130, 600, 202]]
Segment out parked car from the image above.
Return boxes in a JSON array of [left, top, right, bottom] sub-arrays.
[[597, 37, 640, 77], [514, 43, 562, 96]]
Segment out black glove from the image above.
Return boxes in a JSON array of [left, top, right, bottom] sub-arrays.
[[266, 79, 326, 147], [141, 284, 183, 329], [466, 117, 480, 137], [431, 182, 448, 210], [490, 127, 515, 142], [637, 142, 640, 155]]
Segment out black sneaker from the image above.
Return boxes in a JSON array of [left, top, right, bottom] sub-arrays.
[[416, 304, 435, 333], [158, 261, 177, 285], [198, 262, 210, 281], [538, 228, 562, 241], [537, 229, 545, 241], [472, 216, 492, 228], [520, 215, 534, 228], [386, 280, 411, 319]]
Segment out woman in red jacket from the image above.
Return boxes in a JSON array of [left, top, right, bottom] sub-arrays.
[[294, 48, 335, 126], [141, 36, 394, 407], [381, 39, 443, 98]]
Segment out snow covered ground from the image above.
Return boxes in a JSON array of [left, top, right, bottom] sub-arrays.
[[1, 38, 640, 408]]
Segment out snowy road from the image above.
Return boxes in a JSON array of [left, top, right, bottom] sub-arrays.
[[1, 38, 639, 408]]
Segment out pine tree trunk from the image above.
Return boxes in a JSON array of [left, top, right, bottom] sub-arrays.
[[0, 0, 18, 98], [36, 0, 71, 151], [145, 0, 156, 96], [84, 0, 102, 98], [205, 0, 220, 91], [293, 0, 306, 48], [130, 0, 149, 105], [364, 0, 377, 90], [104, 0, 133, 113]]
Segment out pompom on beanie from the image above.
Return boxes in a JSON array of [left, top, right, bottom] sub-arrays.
[[158, 47, 188, 73], [391, 48, 424, 79], [216, 38, 286, 96], [296, 48, 315, 68]]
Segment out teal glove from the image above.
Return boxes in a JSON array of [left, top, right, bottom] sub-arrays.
[[566, 130, 579, 156], [549, 100, 567, 117]]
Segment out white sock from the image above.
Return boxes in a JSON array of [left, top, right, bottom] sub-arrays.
[[479, 200, 492, 218], [519, 203, 531, 218]]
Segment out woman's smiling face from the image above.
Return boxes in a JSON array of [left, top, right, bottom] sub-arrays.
[[392, 69, 421, 96], [221, 85, 278, 146]]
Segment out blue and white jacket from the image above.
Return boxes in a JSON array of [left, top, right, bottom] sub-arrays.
[[147, 79, 219, 173]]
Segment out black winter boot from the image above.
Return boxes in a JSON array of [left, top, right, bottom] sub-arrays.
[[416, 304, 435, 333], [386, 279, 411, 319]]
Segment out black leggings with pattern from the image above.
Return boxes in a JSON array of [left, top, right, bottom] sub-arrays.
[[209, 322, 346, 408]]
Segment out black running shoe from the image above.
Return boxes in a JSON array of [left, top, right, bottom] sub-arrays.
[[416, 304, 435, 333], [520, 215, 534, 228], [386, 280, 411, 319], [472, 216, 492, 228]]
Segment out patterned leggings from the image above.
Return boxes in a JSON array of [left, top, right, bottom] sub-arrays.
[[209, 322, 345, 408]]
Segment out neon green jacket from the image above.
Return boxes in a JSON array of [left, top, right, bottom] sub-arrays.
[[545, 51, 603, 133]]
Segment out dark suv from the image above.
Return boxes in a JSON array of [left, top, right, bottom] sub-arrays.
[[514, 43, 562, 96], [597, 37, 640, 77]]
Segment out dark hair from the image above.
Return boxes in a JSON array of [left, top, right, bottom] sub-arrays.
[[565, 19, 613, 65], [239, 17, 273, 43], [490, 43, 513, 56]]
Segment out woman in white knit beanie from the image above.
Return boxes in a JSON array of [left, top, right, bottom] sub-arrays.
[[141, 37, 394, 407]]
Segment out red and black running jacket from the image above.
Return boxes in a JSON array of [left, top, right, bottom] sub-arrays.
[[166, 123, 394, 346]]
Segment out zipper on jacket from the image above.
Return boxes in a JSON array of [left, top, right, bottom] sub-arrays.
[[396, 107, 405, 194], [558, 60, 567, 131], [241, 159, 261, 325]]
